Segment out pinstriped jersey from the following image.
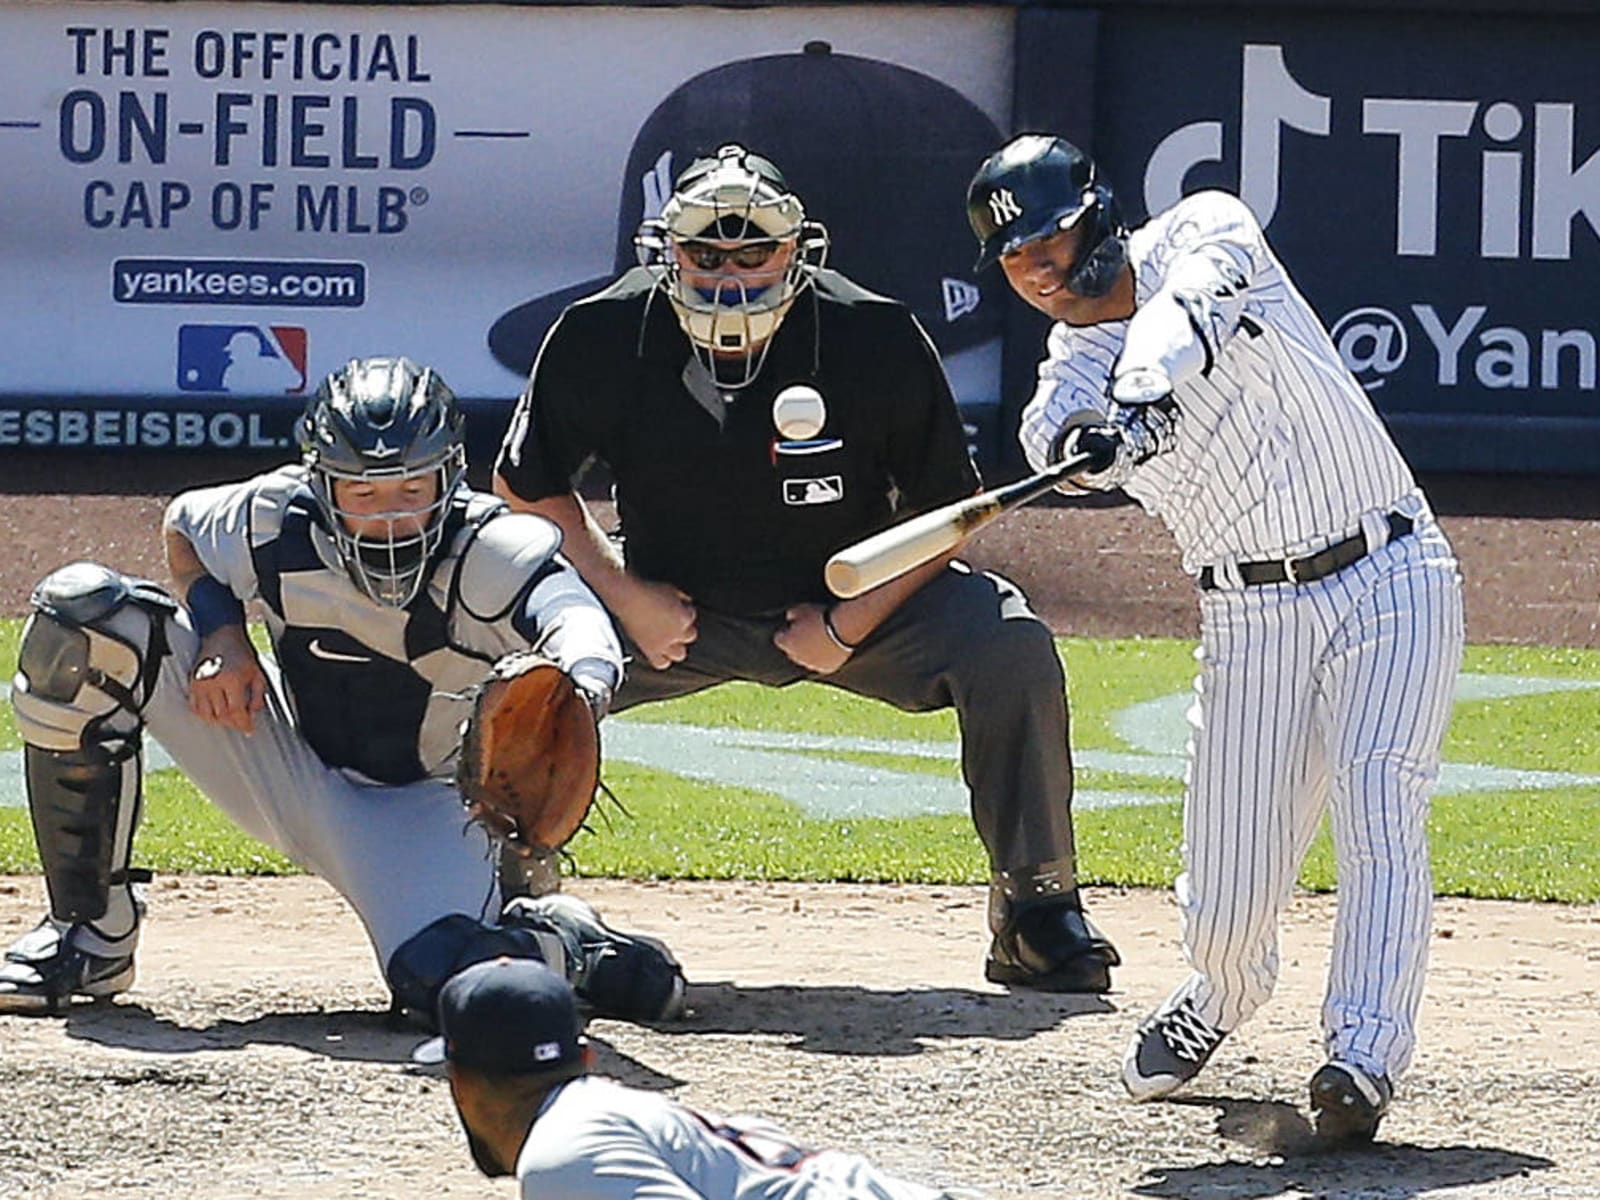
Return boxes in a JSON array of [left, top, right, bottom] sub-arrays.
[[165, 466, 621, 784], [1019, 191, 1418, 576]]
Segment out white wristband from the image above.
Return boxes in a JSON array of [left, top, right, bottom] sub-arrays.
[[822, 607, 858, 653]]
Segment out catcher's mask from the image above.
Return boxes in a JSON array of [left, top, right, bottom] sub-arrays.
[[966, 134, 1127, 298], [635, 142, 828, 389], [297, 356, 467, 608]]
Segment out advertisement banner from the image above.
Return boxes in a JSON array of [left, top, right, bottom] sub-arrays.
[[1094, 10, 1600, 470], [0, 3, 1013, 454]]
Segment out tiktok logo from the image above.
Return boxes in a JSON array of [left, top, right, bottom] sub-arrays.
[[1143, 43, 1600, 261], [1144, 45, 1327, 231]]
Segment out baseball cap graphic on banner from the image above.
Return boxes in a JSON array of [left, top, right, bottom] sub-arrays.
[[487, 42, 1004, 377], [412, 957, 586, 1076]]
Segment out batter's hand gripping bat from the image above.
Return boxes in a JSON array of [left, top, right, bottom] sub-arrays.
[[824, 450, 1095, 599]]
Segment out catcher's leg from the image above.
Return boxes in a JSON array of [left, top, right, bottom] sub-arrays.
[[386, 897, 684, 1030], [1, 563, 175, 1014], [502, 894, 685, 1022]]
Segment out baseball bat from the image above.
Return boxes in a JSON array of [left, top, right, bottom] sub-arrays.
[[824, 451, 1094, 598]]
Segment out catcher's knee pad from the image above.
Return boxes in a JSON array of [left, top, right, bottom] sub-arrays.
[[502, 894, 685, 1023], [11, 562, 175, 930], [385, 913, 560, 1029]]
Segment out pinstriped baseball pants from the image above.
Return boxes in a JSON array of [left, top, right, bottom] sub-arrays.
[[1175, 515, 1464, 1080]]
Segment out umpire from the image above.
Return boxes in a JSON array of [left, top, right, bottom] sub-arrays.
[[494, 143, 1117, 992]]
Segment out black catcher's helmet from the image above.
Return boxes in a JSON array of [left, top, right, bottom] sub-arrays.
[[297, 357, 467, 607], [966, 134, 1127, 297]]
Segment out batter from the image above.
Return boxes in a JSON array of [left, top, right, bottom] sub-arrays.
[[968, 134, 1465, 1142]]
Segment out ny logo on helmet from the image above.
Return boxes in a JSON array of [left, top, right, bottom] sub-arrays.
[[987, 188, 1023, 226]]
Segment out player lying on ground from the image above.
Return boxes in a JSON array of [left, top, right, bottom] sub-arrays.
[[968, 135, 1464, 1142], [0, 357, 684, 1028], [496, 141, 1117, 993], [421, 956, 986, 1199]]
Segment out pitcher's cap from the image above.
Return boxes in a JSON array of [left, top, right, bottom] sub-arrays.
[[412, 957, 585, 1076]]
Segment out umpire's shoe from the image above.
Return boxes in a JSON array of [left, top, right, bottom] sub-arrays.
[[985, 896, 1119, 993], [1122, 995, 1228, 1100], [502, 894, 686, 1023], [0, 918, 136, 1015], [1310, 1061, 1393, 1145]]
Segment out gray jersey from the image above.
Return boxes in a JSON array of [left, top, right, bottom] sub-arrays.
[[1020, 190, 1418, 575], [166, 466, 622, 783], [517, 1077, 964, 1200]]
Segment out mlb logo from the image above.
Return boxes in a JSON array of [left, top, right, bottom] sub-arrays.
[[177, 324, 308, 393], [782, 476, 844, 506]]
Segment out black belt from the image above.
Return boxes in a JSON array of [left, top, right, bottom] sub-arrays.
[[1198, 512, 1414, 591]]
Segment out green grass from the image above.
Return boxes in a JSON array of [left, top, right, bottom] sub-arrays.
[[2, 626, 1597, 901]]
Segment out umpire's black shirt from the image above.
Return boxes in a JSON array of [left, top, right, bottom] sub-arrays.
[[495, 267, 978, 616]]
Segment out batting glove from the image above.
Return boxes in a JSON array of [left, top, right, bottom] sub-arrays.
[[1109, 366, 1174, 407]]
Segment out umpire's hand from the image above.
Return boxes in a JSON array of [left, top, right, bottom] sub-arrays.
[[614, 576, 698, 670], [188, 626, 269, 734], [774, 603, 852, 676]]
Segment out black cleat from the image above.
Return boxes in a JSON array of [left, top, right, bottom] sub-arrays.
[[1122, 996, 1227, 1100], [503, 895, 686, 1022], [985, 900, 1119, 993], [0, 918, 136, 1015], [1311, 1061, 1393, 1145]]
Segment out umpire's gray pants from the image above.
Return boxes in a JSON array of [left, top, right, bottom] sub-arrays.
[[612, 564, 1079, 876]]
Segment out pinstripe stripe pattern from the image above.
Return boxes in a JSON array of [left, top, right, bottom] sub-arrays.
[[1016, 189, 1466, 1086], [1182, 518, 1462, 1077], [1020, 192, 1417, 576]]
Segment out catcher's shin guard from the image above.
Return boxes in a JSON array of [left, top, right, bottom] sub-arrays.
[[9, 563, 172, 934], [985, 858, 1119, 994], [502, 894, 686, 1022], [385, 913, 562, 1030]]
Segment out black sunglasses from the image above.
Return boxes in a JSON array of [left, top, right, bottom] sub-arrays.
[[680, 240, 781, 270]]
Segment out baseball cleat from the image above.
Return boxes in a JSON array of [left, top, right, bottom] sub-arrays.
[[503, 894, 687, 1023], [985, 901, 1120, 993], [1310, 1061, 1393, 1144], [1121, 996, 1227, 1100], [0, 918, 136, 1015]]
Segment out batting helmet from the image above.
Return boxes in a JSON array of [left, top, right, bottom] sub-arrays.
[[966, 135, 1127, 298], [297, 357, 467, 607]]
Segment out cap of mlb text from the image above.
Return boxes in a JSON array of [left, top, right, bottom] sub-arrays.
[[488, 42, 1005, 376], [412, 957, 586, 1075]]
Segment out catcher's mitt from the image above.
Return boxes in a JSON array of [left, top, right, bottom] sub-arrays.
[[458, 653, 600, 854]]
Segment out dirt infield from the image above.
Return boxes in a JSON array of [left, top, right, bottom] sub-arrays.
[[0, 455, 1597, 1198], [1, 878, 1596, 1199]]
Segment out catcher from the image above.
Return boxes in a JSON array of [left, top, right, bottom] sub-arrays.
[[0, 356, 686, 1028]]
